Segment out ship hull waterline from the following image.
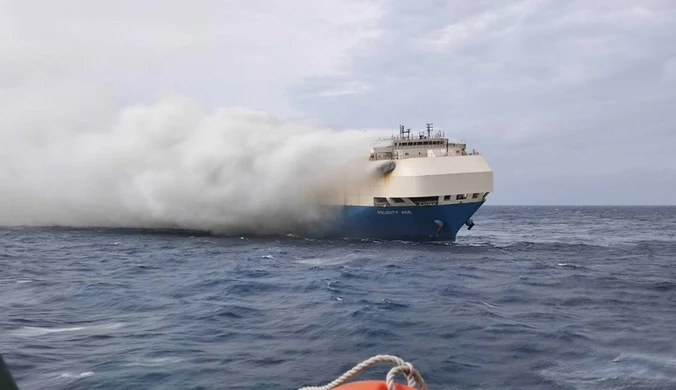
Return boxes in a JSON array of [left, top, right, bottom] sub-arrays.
[[303, 201, 485, 241]]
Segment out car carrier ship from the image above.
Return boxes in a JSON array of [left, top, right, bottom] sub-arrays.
[[310, 123, 494, 241]]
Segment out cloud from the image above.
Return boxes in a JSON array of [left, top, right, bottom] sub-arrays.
[[1, 0, 382, 114], [0, 0, 391, 230], [2, 0, 674, 212], [291, 0, 676, 205], [318, 81, 372, 97], [663, 57, 676, 82]]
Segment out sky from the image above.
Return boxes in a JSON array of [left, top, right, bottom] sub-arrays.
[[2, 0, 675, 207]]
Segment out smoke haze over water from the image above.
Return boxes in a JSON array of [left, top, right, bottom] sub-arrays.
[[0, 94, 386, 234]]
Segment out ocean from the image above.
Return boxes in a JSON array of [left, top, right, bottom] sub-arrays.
[[1, 206, 675, 390]]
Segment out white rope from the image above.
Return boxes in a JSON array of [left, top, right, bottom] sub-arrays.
[[298, 354, 427, 390]]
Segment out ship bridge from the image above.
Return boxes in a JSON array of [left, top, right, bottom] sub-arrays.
[[369, 123, 479, 161]]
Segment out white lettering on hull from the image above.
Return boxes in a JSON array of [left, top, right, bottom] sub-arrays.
[[377, 210, 413, 215]]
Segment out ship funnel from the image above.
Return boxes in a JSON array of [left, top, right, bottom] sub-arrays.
[[377, 161, 396, 175]]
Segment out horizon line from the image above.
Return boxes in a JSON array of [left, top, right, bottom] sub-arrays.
[[482, 204, 676, 207]]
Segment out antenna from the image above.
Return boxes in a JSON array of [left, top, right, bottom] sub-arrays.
[[399, 124, 410, 140], [426, 122, 433, 139]]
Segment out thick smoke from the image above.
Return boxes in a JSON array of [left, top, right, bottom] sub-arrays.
[[0, 94, 385, 235]]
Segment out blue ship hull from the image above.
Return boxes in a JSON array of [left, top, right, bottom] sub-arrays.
[[309, 201, 485, 241]]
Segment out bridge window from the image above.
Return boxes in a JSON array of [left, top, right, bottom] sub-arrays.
[[456, 194, 467, 200], [443, 195, 451, 201], [391, 197, 406, 204], [472, 193, 480, 199]]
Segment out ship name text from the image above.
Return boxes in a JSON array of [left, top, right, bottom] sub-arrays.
[[376, 210, 413, 215]]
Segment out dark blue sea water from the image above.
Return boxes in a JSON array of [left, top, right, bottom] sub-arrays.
[[2, 206, 676, 390]]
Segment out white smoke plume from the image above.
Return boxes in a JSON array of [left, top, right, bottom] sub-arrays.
[[0, 93, 387, 235]]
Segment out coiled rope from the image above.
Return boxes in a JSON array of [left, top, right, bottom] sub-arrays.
[[298, 354, 427, 390]]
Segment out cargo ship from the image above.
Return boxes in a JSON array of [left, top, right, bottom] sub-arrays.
[[309, 123, 493, 241]]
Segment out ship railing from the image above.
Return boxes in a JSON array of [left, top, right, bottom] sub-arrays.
[[371, 137, 466, 145]]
